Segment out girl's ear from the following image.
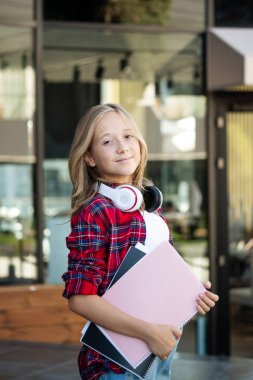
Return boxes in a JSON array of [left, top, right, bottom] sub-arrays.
[[84, 152, 96, 167]]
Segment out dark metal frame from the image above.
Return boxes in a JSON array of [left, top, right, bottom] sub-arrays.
[[206, 92, 230, 355], [34, 0, 45, 283], [205, 0, 230, 355]]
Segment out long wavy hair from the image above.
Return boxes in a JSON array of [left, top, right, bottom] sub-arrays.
[[68, 103, 148, 216]]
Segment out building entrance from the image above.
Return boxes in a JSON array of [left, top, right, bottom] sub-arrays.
[[227, 112, 253, 357]]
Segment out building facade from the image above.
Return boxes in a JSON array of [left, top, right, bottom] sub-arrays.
[[0, 0, 252, 358]]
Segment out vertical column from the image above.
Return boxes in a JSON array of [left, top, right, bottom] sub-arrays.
[[215, 111, 230, 355], [206, 94, 230, 355], [33, 0, 45, 283]]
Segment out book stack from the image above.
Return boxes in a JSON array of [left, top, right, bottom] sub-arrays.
[[81, 241, 205, 379]]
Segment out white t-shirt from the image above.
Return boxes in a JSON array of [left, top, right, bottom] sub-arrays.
[[143, 210, 170, 252]]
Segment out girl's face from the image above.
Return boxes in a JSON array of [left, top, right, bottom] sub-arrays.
[[86, 112, 141, 183]]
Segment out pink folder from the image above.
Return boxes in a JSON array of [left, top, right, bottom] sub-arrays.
[[97, 241, 205, 368]]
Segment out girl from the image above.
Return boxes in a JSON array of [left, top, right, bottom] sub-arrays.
[[62, 103, 218, 380]]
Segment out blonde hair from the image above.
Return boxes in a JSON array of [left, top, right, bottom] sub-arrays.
[[68, 103, 148, 216]]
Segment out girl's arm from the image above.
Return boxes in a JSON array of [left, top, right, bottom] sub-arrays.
[[69, 294, 182, 360]]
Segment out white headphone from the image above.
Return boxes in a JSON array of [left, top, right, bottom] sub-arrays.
[[98, 183, 143, 212]]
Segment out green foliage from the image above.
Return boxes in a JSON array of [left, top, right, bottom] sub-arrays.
[[0, 232, 17, 247], [102, 0, 171, 25]]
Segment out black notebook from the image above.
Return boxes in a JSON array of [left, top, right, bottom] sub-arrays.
[[81, 243, 157, 379]]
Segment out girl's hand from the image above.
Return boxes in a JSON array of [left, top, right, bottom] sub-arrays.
[[146, 324, 182, 360], [197, 281, 219, 315]]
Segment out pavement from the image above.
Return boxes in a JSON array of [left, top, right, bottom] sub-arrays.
[[1, 340, 253, 380]]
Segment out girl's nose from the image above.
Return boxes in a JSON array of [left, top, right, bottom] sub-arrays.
[[116, 140, 129, 152]]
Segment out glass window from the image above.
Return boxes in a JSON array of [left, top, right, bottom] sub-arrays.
[[144, 95, 206, 157], [43, 24, 206, 279], [0, 20, 36, 284], [42, 23, 208, 354], [43, 25, 204, 158], [43, 159, 72, 284], [43, 27, 203, 86], [0, 0, 34, 21], [215, 0, 253, 27], [0, 164, 36, 284], [0, 26, 35, 121], [43, 0, 205, 30], [43, 27, 204, 157], [146, 159, 208, 275], [146, 157, 208, 354]]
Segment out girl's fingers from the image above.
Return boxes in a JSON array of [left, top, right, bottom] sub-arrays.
[[198, 281, 219, 315], [197, 291, 219, 315], [203, 280, 211, 289], [199, 294, 215, 308], [197, 297, 211, 314], [204, 291, 219, 302], [202, 281, 219, 301], [197, 304, 208, 315]]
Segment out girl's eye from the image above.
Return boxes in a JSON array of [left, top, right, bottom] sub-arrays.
[[125, 134, 133, 139], [103, 140, 112, 145]]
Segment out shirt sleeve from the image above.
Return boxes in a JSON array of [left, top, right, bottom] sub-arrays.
[[62, 204, 110, 299]]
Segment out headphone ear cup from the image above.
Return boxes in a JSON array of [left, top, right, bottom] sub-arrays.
[[115, 185, 143, 212], [98, 183, 143, 212], [143, 186, 163, 212]]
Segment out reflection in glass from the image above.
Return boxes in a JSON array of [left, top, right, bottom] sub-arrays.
[[215, 0, 253, 27], [0, 50, 35, 121], [228, 113, 253, 294], [42, 22, 207, 297], [43, 160, 72, 284], [227, 112, 253, 357], [0, 164, 36, 284], [0, 20, 36, 284], [145, 95, 206, 157], [44, 0, 205, 30], [146, 159, 209, 283], [0, 0, 34, 20]]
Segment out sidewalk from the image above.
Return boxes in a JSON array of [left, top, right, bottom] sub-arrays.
[[1, 340, 253, 380]]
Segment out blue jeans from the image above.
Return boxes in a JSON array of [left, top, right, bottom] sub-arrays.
[[98, 346, 177, 380]]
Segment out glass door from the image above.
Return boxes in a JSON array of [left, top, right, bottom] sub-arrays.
[[227, 112, 253, 357]]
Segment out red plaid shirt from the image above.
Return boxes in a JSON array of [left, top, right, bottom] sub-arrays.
[[62, 191, 172, 380]]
